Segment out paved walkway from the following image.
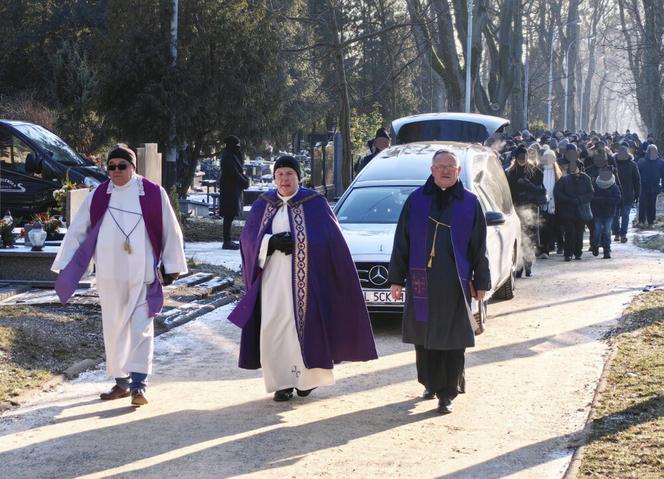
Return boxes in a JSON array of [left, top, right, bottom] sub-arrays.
[[1, 238, 662, 478]]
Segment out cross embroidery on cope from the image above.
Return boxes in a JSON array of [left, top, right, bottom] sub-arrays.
[[410, 269, 427, 297]]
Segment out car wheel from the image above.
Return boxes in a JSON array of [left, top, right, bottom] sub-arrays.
[[473, 298, 487, 335], [494, 246, 517, 300]]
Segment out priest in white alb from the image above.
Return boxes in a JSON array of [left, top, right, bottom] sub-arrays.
[[228, 156, 378, 402], [52, 144, 187, 406]]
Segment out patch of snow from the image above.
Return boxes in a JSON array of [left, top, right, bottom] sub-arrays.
[[184, 241, 242, 272]]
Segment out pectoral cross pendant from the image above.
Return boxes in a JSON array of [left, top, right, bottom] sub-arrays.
[[124, 238, 132, 254]]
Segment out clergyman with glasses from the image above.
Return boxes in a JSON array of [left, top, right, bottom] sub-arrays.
[[52, 144, 187, 407], [388, 149, 491, 414]]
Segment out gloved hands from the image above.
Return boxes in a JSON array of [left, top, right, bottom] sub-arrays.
[[159, 264, 179, 286], [268, 232, 294, 256]]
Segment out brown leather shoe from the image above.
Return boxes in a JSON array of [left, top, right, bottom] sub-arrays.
[[131, 390, 148, 406], [100, 385, 130, 401]]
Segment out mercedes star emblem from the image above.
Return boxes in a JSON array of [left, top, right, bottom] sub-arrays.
[[368, 265, 389, 286]]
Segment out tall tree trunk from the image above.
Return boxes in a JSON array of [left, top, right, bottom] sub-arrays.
[[328, 1, 353, 189], [509, 1, 525, 128]]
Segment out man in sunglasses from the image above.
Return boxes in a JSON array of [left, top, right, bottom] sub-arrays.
[[52, 144, 187, 407]]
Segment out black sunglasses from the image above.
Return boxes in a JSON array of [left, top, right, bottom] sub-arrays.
[[107, 163, 129, 171]]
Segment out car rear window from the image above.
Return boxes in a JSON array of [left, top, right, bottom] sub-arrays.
[[336, 186, 417, 223], [396, 120, 490, 144]]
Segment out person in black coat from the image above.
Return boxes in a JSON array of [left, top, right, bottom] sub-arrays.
[[591, 170, 622, 258], [219, 135, 249, 250], [354, 127, 391, 174], [613, 146, 641, 242], [505, 144, 545, 276], [637, 144, 664, 225], [554, 150, 594, 261]]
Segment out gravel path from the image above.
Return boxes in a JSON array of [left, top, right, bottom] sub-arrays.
[[0, 236, 662, 479]]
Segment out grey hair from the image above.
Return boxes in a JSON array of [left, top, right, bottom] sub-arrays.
[[432, 149, 460, 167]]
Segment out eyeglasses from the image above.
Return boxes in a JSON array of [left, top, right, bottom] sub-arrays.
[[107, 163, 129, 171], [432, 164, 457, 172]]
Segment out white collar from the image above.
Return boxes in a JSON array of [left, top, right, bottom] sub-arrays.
[[106, 175, 144, 195]]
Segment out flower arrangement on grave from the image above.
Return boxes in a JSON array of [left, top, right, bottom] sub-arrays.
[[0, 217, 16, 248], [31, 212, 64, 238], [52, 175, 88, 216]]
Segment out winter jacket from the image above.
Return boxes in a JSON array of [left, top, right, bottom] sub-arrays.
[[638, 157, 664, 194], [554, 172, 594, 220], [615, 157, 641, 204], [591, 181, 621, 218], [506, 164, 545, 207]]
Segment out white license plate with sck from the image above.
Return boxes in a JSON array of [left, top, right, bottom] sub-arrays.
[[363, 289, 405, 304]]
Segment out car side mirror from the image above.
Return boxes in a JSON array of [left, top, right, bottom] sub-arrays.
[[25, 153, 43, 174], [485, 211, 506, 226]]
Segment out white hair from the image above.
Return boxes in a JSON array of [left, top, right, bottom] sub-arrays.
[[432, 149, 460, 167]]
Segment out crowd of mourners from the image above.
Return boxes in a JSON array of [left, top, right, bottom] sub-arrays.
[[494, 129, 664, 272]]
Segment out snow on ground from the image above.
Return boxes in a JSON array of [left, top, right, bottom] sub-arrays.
[[184, 242, 242, 272]]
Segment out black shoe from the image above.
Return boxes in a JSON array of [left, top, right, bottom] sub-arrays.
[[516, 268, 523, 278], [422, 388, 436, 400], [592, 247, 599, 257], [564, 256, 572, 262], [525, 268, 532, 277], [620, 236, 628, 243], [614, 235, 620, 242], [296, 388, 316, 397], [603, 251, 611, 259], [222, 241, 240, 250], [273, 388, 293, 402], [574, 255, 582, 260], [436, 396, 453, 415]]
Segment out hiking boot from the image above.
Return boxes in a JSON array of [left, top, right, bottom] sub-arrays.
[[131, 390, 148, 406], [620, 235, 628, 243], [100, 385, 130, 401], [614, 234, 620, 242]]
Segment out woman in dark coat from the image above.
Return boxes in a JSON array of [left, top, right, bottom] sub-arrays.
[[554, 150, 594, 261], [219, 135, 249, 249], [505, 144, 545, 276]]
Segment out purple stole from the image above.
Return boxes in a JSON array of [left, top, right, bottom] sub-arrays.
[[55, 178, 165, 317], [408, 185, 476, 322]]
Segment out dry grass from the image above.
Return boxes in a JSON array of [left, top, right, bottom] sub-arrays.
[[0, 304, 103, 403], [578, 289, 664, 478]]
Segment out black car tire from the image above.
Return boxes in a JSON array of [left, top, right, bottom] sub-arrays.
[[494, 245, 517, 300]]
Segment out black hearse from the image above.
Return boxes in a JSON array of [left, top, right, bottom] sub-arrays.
[[0, 120, 107, 221]]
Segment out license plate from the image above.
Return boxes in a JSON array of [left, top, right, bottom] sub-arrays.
[[363, 289, 404, 304]]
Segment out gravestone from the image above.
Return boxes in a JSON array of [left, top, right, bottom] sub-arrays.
[[137, 143, 162, 185], [66, 188, 91, 225]]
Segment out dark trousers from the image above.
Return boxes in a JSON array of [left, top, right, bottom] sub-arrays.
[[539, 212, 557, 253], [555, 213, 565, 252], [415, 346, 465, 400], [639, 192, 658, 224], [613, 203, 633, 236], [223, 214, 235, 242], [562, 218, 585, 258], [587, 220, 595, 247]]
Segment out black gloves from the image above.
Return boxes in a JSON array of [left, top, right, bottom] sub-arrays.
[[268, 232, 294, 256], [159, 264, 179, 286]]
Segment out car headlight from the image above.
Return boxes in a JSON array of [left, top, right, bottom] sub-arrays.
[[83, 176, 100, 188]]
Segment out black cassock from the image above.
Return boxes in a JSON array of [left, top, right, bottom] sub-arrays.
[[389, 178, 490, 398]]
